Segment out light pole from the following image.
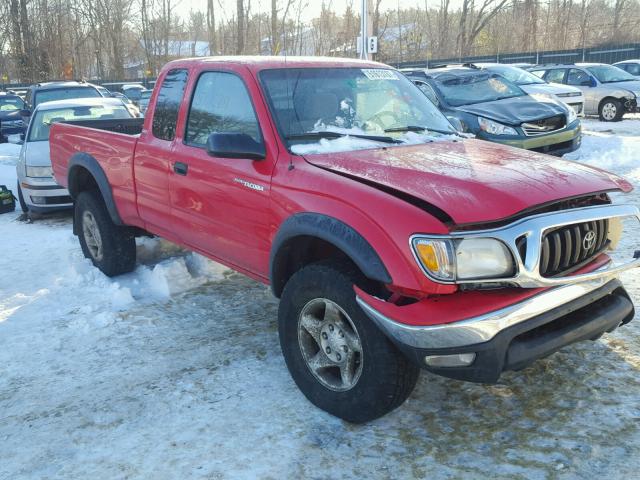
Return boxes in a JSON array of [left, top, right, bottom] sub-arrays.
[[359, 0, 368, 60]]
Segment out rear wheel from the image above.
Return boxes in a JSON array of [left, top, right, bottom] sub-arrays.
[[599, 98, 624, 122], [278, 260, 419, 423], [75, 190, 136, 276]]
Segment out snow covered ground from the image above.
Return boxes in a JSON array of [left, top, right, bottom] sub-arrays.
[[1, 117, 640, 479]]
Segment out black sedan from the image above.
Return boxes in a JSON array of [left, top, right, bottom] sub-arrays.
[[403, 66, 582, 156]]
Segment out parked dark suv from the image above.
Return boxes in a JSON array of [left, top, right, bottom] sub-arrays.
[[23, 81, 103, 113]]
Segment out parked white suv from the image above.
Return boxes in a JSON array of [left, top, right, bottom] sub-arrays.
[[529, 63, 640, 121], [473, 63, 585, 115], [614, 60, 640, 78], [16, 98, 133, 213]]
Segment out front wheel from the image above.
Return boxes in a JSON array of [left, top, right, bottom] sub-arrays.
[[16, 181, 28, 213], [278, 260, 419, 423], [599, 99, 624, 122], [75, 190, 136, 276]]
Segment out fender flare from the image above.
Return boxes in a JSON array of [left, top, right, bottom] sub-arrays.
[[67, 152, 124, 225], [270, 213, 392, 296]]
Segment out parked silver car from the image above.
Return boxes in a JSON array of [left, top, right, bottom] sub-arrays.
[[16, 97, 133, 213], [529, 63, 640, 121], [472, 63, 585, 115], [614, 59, 640, 78]]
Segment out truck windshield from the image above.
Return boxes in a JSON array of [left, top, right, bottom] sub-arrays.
[[34, 87, 101, 108], [260, 68, 456, 151], [433, 72, 526, 107], [29, 104, 131, 142]]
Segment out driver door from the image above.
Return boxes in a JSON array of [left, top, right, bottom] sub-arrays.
[[170, 69, 277, 278]]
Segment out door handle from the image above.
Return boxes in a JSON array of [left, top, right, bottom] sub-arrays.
[[173, 161, 188, 175]]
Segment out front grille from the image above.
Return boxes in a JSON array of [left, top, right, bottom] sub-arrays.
[[521, 114, 566, 136], [538, 219, 609, 277]]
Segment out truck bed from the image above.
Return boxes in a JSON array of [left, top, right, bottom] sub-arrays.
[[50, 120, 143, 225]]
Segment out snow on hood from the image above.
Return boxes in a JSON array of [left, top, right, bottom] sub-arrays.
[[301, 137, 632, 225], [291, 127, 457, 155]]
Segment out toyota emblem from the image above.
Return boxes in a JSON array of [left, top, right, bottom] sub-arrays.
[[583, 230, 597, 250]]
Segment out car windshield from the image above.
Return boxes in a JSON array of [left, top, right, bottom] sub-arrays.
[[485, 65, 546, 85], [433, 72, 526, 106], [34, 87, 101, 107], [28, 104, 132, 141], [260, 67, 456, 151], [586, 65, 636, 83], [0, 96, 24, 111]]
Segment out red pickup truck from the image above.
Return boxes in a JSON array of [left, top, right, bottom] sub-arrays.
[[51, 57, 639, 423]]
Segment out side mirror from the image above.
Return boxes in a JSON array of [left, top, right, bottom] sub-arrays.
[[19, 133, 25, 141], [447, 116, 464, 133], [590, 77, 598, 87], [19, 109, 31, 117], [206, 133, 265, 160]]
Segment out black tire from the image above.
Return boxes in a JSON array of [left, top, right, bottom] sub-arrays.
[[598, 98, 624, 122], [278, 260, 420, 423], [16, 181, 28, 213], [75, 190, 136, 277]]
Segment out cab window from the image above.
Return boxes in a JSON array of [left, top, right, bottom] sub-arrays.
[[185, 71, 261, 146], [152, 69, 189, 141]]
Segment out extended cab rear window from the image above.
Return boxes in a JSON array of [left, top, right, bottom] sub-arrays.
[[152, 69, 189, 141]]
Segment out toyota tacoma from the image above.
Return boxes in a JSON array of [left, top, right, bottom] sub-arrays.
[[50, 57, 639, 423]]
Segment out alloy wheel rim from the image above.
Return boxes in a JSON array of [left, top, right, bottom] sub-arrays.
[[82, 211, 103, 261], [297, 298, 363, 391], [602, 102, 617, 120]]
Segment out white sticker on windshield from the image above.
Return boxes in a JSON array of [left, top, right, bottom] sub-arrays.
[[361, 69, 399, 80]]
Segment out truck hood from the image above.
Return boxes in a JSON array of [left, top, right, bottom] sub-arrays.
[[302, 138, 632, 226], [456, 95, 568, 126]]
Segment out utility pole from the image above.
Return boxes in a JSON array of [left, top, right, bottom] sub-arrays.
[[359, 0, 374, 60]]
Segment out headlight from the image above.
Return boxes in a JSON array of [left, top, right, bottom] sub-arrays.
[[567, 106, 578, 124], [412, 237, 515, 282], [25, 166, 53, 178], [477, 117, 518, 136]]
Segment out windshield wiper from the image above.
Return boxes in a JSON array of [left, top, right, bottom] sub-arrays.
[[384, 125, 454, 135], [285, 131, 401, 144], [384, 125, 426, 133]]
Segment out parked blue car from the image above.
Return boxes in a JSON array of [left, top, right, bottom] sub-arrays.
[[403, 66, 581, 156]]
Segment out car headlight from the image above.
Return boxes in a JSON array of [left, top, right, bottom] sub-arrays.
[[25, 166, 53, 178], [477, 117, 518, 136], [412, 237, 515, 282], [567, 106, 578, 124]]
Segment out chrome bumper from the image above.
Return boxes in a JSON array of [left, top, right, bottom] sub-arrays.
[[357, 276, 623, 349]]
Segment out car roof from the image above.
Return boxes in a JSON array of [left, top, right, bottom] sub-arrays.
[[165, 55, 389, 72], [614, 59, 640, 64], [31, 81, 98, 91], [34, 97, 126, 111], [0, 92, 22, 98]]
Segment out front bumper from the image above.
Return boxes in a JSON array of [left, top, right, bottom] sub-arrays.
[[624, 98, 638, 113], [485, 121, 582, 156], [20, 177, 73, 213], [357, 278, 634, 383]]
